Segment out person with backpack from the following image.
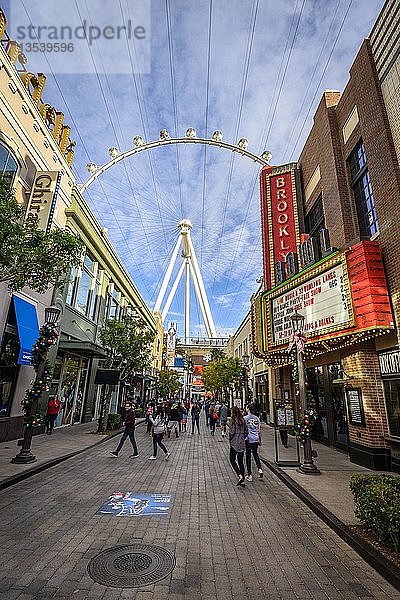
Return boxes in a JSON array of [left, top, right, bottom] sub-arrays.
[[244, 404, 263, 481], [148, 404, 170, 461], [228, 405, 248, 487]]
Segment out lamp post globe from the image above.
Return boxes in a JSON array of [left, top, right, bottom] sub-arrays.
[[290, 310, 305, 333], [44, 305, 61, 324]]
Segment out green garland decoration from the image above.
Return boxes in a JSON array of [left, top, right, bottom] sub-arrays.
[[290, 347, 317, 446], [21, 322, 58, 428]]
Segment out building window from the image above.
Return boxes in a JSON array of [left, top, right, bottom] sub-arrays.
[[106, 285, 121, 320], [348, 140, 379, 238], [0, 144, 18, 184], [305, 195, 325, 237], [66, 253, 99, 320]]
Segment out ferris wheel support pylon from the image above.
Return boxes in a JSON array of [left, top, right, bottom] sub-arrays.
[[156, 219, 217, 340]]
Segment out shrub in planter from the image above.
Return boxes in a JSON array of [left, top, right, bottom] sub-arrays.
[[135, 407, 143, 417], [107, 413, 122, 430], [349, 473, 400, 553]]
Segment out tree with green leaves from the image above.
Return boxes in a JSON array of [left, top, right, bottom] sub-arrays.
[[203, 356, 242, 403], [97, 314, 155, 432], [0, 177, 83, 292], [157, 369, 182, 400]]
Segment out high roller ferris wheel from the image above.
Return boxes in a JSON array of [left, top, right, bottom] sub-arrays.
[[80, 128, 272, 337]]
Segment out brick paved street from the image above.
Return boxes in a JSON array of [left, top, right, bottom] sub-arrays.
[[0, 420, 398, 600]]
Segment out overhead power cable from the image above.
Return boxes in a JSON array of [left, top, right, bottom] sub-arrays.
[[288, 0, 354, 160]]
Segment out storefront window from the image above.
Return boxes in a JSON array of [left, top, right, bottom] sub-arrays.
[[0, 328, 19, 417], [383, 380, 400, 438]]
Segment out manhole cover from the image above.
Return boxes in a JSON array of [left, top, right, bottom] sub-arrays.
[[87, 544, 176, 588]]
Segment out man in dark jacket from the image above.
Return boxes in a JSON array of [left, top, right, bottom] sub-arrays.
[[191, 402, 201, 434], [110, 403, 139, 458]]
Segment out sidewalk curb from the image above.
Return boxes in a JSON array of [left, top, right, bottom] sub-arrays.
[[0, 419, 145, 492], [262, 458, 400, 592]]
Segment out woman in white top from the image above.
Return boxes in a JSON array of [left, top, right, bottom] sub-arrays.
[[148, 405, 170, 461]]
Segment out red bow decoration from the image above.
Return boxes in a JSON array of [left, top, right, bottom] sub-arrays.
[[287, 331, 306, 354]]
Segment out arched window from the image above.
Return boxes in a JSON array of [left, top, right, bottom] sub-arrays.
[[0, 143, 18, 184]]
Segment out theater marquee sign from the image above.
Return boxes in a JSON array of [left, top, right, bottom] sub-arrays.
[[263, 253, 355, 350], [272, 262, 353, 343]]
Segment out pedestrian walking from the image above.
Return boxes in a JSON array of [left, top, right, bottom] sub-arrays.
[[244, 404, 263, 481], [167, 403, 180, 438], [148, 405, 170, 460], [180, 404, 187, 432], [209, 403, 218, 435], [229, 405, 248, 487], [204, 399, 210, 427], [191, 401, 201, 434], [145, 401, 155, 436], [110, 403, 139, 458], [219, 401, 228, 437], [45, 395, 61, 435]]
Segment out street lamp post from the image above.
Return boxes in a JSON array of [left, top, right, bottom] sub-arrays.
[[242, 353, 250, 407], [12, 305, 61, 464], [290, 311, 320, 475]]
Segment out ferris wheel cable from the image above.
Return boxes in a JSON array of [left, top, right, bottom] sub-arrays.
[[165, 0, 184, 218], [199, 0, 214, 268], [288, 0, 354, 161], [209, 0, 259, 296], [219, 234, 262, 326], [19, 0, 93, 167], [117, 0, 169, 249], [84, 185, 153, 295], [282, 0, 342, 161], [74, 0, 160, 273], [214, 180, 260, 322], [262, 0, 306, 151]]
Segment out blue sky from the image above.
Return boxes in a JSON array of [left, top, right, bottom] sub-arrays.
[[7, 0, 384, 338]]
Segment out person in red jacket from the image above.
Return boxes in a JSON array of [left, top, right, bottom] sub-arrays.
[[110, 403, 139, 458], [45, 395, 61, 435]]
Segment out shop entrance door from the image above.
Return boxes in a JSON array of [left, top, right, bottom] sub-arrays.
[[328, 364, 349, 449], [307, 363, 348, 450]]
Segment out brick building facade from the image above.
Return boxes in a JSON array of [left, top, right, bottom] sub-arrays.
[[253, 0, 400, 472]]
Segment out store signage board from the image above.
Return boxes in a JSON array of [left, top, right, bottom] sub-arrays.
[[271, 263, 351, 344], [97, 492, 172, 517], [346, 388, 366, 427], [379, 349, 400, 378]]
